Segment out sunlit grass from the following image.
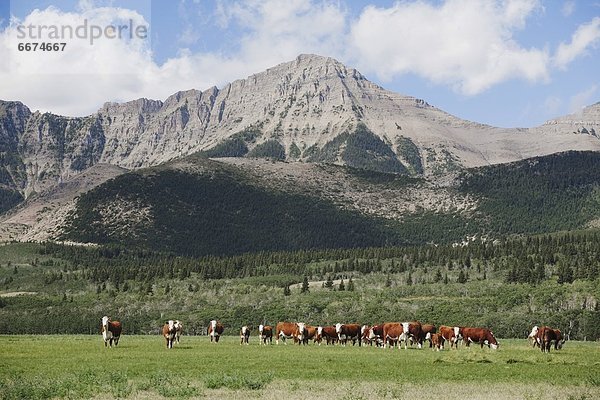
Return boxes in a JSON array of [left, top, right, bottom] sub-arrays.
[[1, 335, 599, 398]]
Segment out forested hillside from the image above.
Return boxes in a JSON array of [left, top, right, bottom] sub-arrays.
[[57, 151, 600, 256], [1, 230, 598, 339]]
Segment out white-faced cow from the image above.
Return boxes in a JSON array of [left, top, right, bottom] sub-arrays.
[[462, 327, 499, 349], [528, 325, 539, 347], [439, 325, 462, 349], [399, 321, 423, 349], [101, 316, 122, 347], [335, 323, 362, 346], [258, 324, 273, 345], [240, 325, 251, 345], [174, 320, 183, 344], [208, 320, 224, 343], [536, 326, 565, 353], [367, 324, 384, 347], [162, 320, 177, 349], [276, 322, 307, 345]]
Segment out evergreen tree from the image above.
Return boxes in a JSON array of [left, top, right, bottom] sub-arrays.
[[443, 273, 449, 285], [324, 276, 334, 289], [457, 270, 467, 283], [385, 274, 392, 287], [434, 269, 443, 283], [339, 279, 345, 291], [557, 263, 574, 284], [301, 276, 309, 293], [283, 285, 291, 296], [406, 271, 413, 286], [347, 277, 355, 291]]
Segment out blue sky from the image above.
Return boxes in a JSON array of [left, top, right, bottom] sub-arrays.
[[1, 0, 599, 127]]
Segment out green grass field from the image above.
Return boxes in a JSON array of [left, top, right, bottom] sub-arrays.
[[1, 335, 599, 399]]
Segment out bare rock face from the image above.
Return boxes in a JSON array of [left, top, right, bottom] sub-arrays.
[[1, 54, 600, 199]]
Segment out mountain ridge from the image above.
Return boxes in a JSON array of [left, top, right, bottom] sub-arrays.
[[1, 54, 599, 202]]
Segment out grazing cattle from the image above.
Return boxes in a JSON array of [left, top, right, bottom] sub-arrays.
[[417, 324, 436, 348], [101, 316, 122, 347], [431, 333, 444, 351], [462, 327, 499, 349], [174, 320, 183, 344], [304, 325, 318, 344], [335, 323, 362, 346], [382, 322, 403, 349], [528, 326, 539, 347], [537, 326, 565, 353], [399, 321, 423, 349], [258, 324, 273, 345], [276, 322, 307, 345], [367, 324, 384, 347], [207, 320, 224, 343], [439, 325, 462, 349], [162, 320, 177, 349], [320, 325, 339, 345], [240, 326, 251, 345]]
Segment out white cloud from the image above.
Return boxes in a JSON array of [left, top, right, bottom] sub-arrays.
[[543, 96, 562, 115], [569, 85, 598, 113], [0, 1, 348, 116], [562, 1, 575, 17], [554, 17, 600, 69], [349, 0, 549, 95]]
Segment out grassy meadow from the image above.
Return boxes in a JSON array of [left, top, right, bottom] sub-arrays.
[[1, 335, 599, 399]]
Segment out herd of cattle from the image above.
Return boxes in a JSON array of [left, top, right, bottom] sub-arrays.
[[101, 316, 565, 353]]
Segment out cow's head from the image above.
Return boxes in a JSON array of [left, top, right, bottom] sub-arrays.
[[101, 316, 110, 331], [528, 325, 539, 339], [259, 324, 264, 334], [296, 323, 306, 340], [174, 320, 182, 330], [454, 326, 463, 339], [317, 326, 323, 336], [487, 331, 499, 349], [241, 326, 248, 335], [210, 320, 217, 332], [168, 320, 175, 332], [556, 330, 566, 349], [335, 323, 343, 334]]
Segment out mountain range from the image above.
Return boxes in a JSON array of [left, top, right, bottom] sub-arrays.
[[1, 54, 599, 252]]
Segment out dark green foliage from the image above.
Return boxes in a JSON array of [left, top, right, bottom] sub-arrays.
[[309, 124, 408, 174], [301, 276, 309, 293], [247, 140, 286, 160], [460, 151, 600, 235], [396, 136, 424, 175], [201, 128, 262, 158], [61, 158, 407, 256], [289, 142, 301, 159], [342, 124, 408, 174], [0, 187, 23, 214]]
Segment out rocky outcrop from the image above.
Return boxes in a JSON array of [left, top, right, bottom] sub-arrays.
[[1, 55, 600, 199]]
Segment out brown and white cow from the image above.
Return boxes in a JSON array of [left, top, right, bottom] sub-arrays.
[[399, 321, 423, 349], [208, 320, 224, 343], [462, 327, 499, 349], [367, 324, 384, 347], [416, 324, 436, 348], [431, 333, 445, 351], [382, 322, 403, 349], [240, 325, 251, 345], [439, 325, 462, 349], [101, 316, 122, 347], [335, 323, 362, 346], [319, 325, 339, 345], [276, 322, 307, 345], [536, 326, 565, 353], [259, 324, 273, 345], [174, 320, 183, 344], [162, 320, 177, 349]]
